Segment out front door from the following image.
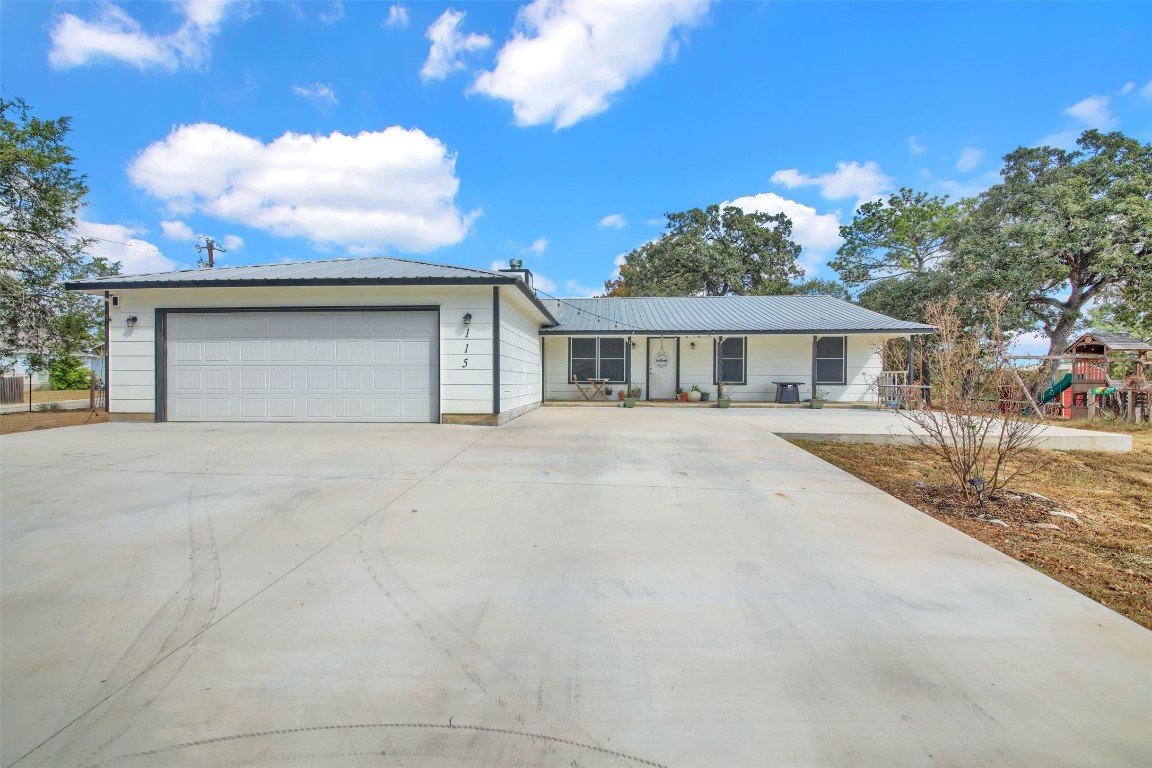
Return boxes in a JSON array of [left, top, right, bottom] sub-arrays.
[[648, 337, 678, 400]]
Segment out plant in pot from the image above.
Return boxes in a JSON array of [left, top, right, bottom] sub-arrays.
[[716, 382, 732, 408], [624, 384, 643, 408], [810, 386, 828, 409], [675, 386, 686, 402], [688, 384, 702, 402]]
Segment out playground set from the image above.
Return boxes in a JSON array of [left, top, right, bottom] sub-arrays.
[[1016, 331, 1151, 423]]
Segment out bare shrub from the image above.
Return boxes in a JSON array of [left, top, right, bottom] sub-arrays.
[[899, 295, 1043, 502]]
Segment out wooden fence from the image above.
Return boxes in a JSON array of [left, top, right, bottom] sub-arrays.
[[1, 376, 25, 404]]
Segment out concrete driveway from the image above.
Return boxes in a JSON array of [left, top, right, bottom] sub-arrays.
[[2, 408, 1149, 767]]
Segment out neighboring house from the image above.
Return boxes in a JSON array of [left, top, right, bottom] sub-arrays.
[[66, 256, 935, 424]]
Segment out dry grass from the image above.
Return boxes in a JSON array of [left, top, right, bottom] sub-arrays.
[[19, 388, 92, 404], [1, 410, 109, 435], [790, 435, 1152, 629]]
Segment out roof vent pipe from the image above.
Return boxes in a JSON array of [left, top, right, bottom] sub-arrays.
[[509, 258, 523, 270]]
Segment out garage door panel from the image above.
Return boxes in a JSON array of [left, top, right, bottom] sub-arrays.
[[167, 311, 437, 422]]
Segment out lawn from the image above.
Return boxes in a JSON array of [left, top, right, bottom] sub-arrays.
[[19, 388, 93, 404], [1, 410, 109, 435], [791, 425, 1152, 629]]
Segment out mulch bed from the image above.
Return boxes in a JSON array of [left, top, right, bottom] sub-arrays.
[[1, 410, 109, 435]]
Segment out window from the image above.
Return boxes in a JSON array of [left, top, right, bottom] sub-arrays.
[[569, 337, 627, 383], [714, 337, 747, 384], [815, 336, 846, 385]]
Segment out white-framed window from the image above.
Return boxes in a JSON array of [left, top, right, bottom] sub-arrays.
[[714, 337, 747, 384], [569, 337, 627, 383], [815, 336, 846, 385]]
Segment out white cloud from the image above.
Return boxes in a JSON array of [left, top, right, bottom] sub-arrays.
[[1008, 330, 1050, 357], [1140, 79, 1152, 101], [383, 3, 409, 30], [771, 161, 892, 204], [420, 9, 491, 81], [77, 220, 175, 274], [49, 0, 234, 71], [319, 0, 344, 24], [1062, 94, 1116, 129], [598, 213, 626, 229], [646, 217, 664, 227], [1120, 81, 1135, 94], [471, 0, 710, 129], [725, 192, 843, 276], [611, 253, 627, 278], [955, 147, 984, 173], [128, 123, 479, 253], [160, 220, 196, 241], [292, 82, 338, 109], [222, 234, 244, 251], [908, 136, 926, 156], [529, 237, 548, 255], [564, 279, 599, 297]]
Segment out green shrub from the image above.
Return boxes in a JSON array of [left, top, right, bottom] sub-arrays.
[[48, 356, 90, 390], [36, 402, 64, 412]]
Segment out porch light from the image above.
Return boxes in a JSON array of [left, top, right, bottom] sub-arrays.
[[690, 341, 696, 349], [126, 315, 138, 327], [968, 477, 986, 507], [463, 313, 472, 325]]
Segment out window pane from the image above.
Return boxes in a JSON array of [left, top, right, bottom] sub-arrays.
[[599, 338, 625, 357], [720, 359, 744, 382], [600, 359, 625, 382], [571, 338, 596, 357], [816, 336, 844, 358], [721, 337, 744, 357], [572, 360, 596, 380], [816, 359, 843, 383]]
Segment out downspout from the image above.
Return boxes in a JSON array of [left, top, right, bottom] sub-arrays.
[[104, 291, 111, 413], [811, 335, 818, 398]]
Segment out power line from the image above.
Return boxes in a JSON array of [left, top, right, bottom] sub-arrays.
[[531, 287, 648, 334]]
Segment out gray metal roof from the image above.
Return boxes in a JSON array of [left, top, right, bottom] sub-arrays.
[[539, 296, 936, 335], [65, 255, 558, 324], [66, 255, 509, 287], [1066, 331, 1152, 352]]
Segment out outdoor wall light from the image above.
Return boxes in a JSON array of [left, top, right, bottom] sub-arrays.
[[968, 477, 986, 507], [126, 315, 138, 327], [690, 341, 696, 349], [463, 313, 472, 325]]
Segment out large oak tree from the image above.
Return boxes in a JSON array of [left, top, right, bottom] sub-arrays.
[[604, 205, 804, 297], [949, 129, 1152, 355]]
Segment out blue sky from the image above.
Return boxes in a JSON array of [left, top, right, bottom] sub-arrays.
[[3, 0, 1151, 305]]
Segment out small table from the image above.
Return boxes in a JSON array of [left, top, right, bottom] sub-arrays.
[[772, 381, 803, 404], [575, 378, 611, 401]]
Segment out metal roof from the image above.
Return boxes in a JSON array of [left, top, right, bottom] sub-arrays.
[[65, 255, 511, 287], [539, 296, 936, 335], [65, 255, 557, 324], [1066, 331, 1152, 352]]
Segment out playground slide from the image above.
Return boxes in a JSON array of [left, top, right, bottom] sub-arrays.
[[1039, 372, 1073, 405]]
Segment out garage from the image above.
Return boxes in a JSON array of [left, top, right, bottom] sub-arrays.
[[162, 309, 438, 423]]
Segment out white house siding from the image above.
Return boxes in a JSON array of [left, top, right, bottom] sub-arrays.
[[545, 333, 897, 403], [542, 335, 645, 401], [498, 289, 544, 414], [102, 285, 505, 418]]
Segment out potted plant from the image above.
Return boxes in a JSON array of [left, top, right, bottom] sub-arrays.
[[675, 386, 687, 402], [624, 384, 643, 408], [618, 389, 626, 400], [810, 386, 828, 409], [604, 385, 613, 397], [716, 382, 731, 409], [688, 384, 702, 402]]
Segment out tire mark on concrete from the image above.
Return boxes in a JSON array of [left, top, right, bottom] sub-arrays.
[[81, 722, 669, 768]]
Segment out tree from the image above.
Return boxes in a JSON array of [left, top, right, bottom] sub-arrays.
[[1087, 285, 1151, 342], [0, 98, 115, 362], [831, 188, 959, 288], [604, 205, 803, 297], [949, 129, 1152, 356]]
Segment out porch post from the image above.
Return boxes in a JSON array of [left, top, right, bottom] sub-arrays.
[[908, 335, 915, 382]]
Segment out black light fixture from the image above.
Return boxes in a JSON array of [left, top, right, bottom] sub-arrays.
[[968, 477, 986, 507], [463, 313, 472, 325], [126, 315, 138, 327], [690, 341, 696, 349]]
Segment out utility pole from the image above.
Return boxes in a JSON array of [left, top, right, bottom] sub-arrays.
[[196, 237, 227, 269]]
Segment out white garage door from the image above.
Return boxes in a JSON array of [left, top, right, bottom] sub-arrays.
[[166, 311, 438, 422]]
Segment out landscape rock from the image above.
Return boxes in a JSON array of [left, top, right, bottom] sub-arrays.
[[1028, 523, 1062, 530], [1028, 492, 1051, 502], [988, 519, 1009, 527], [1049, 510, 1081, 522]]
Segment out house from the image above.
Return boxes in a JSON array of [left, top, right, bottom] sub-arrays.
[[66, 256, 935, 424]]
